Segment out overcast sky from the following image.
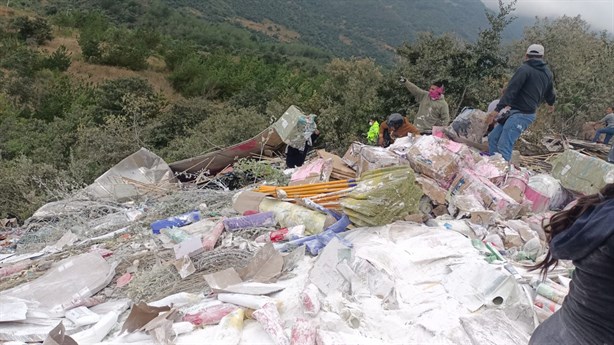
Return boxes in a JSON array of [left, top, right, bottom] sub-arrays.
[[482, 0, 614, 33]]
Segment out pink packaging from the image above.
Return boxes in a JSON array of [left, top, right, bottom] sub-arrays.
[[291, 319, 316, 345], [202, 219, 226, 251], [524, 186, 551, 213], [300, 284, 321, 316], [183, 303, 238, 326], [448, 169, 522, 219], [253, 302, 290, 345]]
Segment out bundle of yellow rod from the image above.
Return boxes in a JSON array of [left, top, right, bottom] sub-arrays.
[[255, 179, 358, 209]]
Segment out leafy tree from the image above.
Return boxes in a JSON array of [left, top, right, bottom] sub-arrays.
[[41, 45, 72, 71], [162, 106, 270, 161], [10, 16, 53, 45], [316, 58, 384, 152], [514, 16, 614, 135]]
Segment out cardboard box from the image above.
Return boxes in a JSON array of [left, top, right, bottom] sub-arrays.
[[342, 142, 405, 177], [448, 169, 522, 219], [407, 136, 474, 189]]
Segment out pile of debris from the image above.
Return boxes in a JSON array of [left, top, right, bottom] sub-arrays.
[[1, 105, 613, 345]]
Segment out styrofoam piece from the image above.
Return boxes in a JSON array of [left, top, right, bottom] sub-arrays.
[[149, 292, 204, 308], [217, 294, 274, 310], [71, 311, 118, 344]]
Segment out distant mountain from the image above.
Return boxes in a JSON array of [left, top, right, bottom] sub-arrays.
[[163, 0, 530, 64]]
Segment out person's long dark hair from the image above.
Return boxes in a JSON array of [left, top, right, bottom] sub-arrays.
[[533, 183, 614, 276]]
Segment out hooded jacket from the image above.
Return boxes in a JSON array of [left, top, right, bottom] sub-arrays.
[[403, 81, 450, 131], [530, 198, 614, 345], [367, 121, 380, 144], [378, 116, 420, 145], [496, 59, 556, 114]]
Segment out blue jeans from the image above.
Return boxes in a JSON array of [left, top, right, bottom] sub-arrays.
[[488, 111, 536, 161], [592, 127, 614, 145]]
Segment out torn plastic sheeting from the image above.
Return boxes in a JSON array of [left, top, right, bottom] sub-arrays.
[[259, 199, 329, 236], [0, 253, 116, 317], [526, 174, 568, 211], [550, 149, 614, 195], [290, 158, 331, 184], [340, 166, 422, 227], [0, 297, 28, 322], [450, 108, 490, 143], [273, 105, 317, 151], [442, 261, 529, 313], [212, 308, 244, 345], [85, 147, 178, 202], [459, 310, 530, 345], [275, 213, 349, 254], [0, 321, 81, 343]]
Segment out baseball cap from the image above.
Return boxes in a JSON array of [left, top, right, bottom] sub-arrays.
[[526, 44, 545, 56]]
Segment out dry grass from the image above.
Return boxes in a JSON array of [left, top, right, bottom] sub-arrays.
[[234, 17, 300, 42], [38, 33, 183, 101]]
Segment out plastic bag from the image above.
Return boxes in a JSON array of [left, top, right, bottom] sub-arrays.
[[341, 166, 421, 227]]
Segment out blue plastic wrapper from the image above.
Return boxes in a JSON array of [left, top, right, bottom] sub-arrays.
[[223, 212, 276, 232], [150, 210, 201, 234], [276, 212, 351, 255]]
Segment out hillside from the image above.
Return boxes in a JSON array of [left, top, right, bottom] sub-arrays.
[[164, 0, 518, 64]]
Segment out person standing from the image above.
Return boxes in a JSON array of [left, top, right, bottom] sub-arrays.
[[366, 117, 380, 145], [592, 106, 614, 145], [487, 44, 556, 161], [399, 77, 450, 133]]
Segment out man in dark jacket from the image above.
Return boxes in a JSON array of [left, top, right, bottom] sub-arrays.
[[487, 44, 556, 161]]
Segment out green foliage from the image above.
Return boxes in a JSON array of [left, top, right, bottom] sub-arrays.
[[69, 115, 144, 183], [94, 77, 161, 119], [41, 45, 72, 71], [514, 16, 614, 135], [316, 58, 384, 152], [79, 24, 155, 70], [0, 39, 42, 77], [233, 158, 289, 185], [162, 106, 270, 161], [10, 16, 53, 45], [0, 156, 79, 221]]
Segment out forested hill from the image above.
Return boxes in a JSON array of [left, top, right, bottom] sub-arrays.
[[168, 0, 495, 64]]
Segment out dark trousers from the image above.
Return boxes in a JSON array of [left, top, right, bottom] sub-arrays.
[[286, 145, 312, 168]]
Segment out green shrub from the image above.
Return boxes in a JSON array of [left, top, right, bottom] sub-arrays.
[[42, 45, 72, 71], [0, 156, 79, 221], [10, 16, 53, 45]]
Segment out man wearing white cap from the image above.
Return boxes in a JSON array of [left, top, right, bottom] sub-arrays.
[[487, 44, 556, 161]]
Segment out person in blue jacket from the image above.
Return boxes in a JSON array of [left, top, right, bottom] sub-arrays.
[[529, 183, 614, 344]]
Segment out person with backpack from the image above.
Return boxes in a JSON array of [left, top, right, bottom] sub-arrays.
[[487, 44, 556, 161]]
